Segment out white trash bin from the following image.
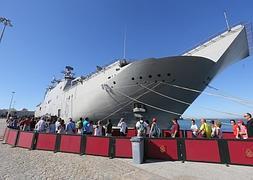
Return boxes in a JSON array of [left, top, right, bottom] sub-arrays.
[[130, 136, 144, 164]]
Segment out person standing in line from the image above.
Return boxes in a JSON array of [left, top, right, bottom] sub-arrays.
[[66, 118, 76, 134], [23, 118, 31, 131], [83, 117, 90, 134], [171, 118, 180, 138], [35, 117, 46, 133], [145, 120, 151, 137], [94, 120, 103, 136], [230, 119, 238, 138], [57, 119, 66, 134], [117, 118, 127, 136], [149, 118, 160, 138], [214, 120, 222, 139], [136, 117, 148, 137], [48, 119, 56, 133], [210, 120, 216, 138], [198, 119, 211, 138], [190, 119, 198, 137], [76, 117, 83, 134], [244, 113, 253, 137], [237, 120, 248, 139], [87, 121, 94, 135], [55, 118, 61, 133], [105, 119, 113, 136]]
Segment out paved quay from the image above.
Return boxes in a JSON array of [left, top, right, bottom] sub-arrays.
[[0, 119, 253, 180]]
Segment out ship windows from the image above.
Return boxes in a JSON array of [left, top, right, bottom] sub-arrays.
[[108, 76, 111, 79], [132, 77, 135, 80], [139, 76, 143, 79], [157, 74, 161, 77], [167, 73, 171, 76], [148, 75, 152, 78], [113, 81, 116, 84]]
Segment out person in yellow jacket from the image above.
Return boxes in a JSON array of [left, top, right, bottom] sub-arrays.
[[199, 119, 212, 138]]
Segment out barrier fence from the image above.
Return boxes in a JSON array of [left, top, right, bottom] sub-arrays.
[[2, 128, 253, 166]]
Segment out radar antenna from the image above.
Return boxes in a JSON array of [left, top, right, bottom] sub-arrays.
[[223, 11, 231, 31], [63, 66, 75, 80]]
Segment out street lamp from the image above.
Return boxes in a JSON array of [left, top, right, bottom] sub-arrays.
[[6, 91, 15, 119], [0, 17, 13, 43]]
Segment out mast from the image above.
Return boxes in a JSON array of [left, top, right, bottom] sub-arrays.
[[123, 27, 127, 59], [223, 11, 231, 31]]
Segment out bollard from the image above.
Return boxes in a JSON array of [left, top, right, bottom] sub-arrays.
[[130, 136, 144, 164]]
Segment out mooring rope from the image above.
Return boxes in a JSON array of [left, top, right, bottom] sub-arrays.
[[139, 84, 242, 117], [159, 81, 253, 108], [112, 84, 195, 119], [100, 82, 160, 121]]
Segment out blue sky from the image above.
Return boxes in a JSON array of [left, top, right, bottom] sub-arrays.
[[0, 0, 252, 119]]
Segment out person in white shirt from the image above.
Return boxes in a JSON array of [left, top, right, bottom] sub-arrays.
[[55, 118, 61, 133], [136, 118, 148, 137], [35, 117, 46, 132], [190, 119, 198, 137], [117, 118, 127, 136], [94, 120, 103, 136]]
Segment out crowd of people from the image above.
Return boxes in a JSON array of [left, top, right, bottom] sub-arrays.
[[4, 112, 253, 140], [187, 113, 253, 139]]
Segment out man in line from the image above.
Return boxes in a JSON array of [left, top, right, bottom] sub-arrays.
[[117, 118, 127, 136], [136, 117, 148, 137], [66, 118, 76, 134], [244, 113, 253, 137], [198, 118, 211, 138], [171, 118, 180, 138], [35, 117, 46, 133]]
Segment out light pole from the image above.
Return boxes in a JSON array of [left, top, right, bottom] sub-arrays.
[[0, 17, 13, 44], [6, 91, 15, 119]]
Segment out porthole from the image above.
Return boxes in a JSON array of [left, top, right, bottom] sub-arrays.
[[108, 76, 111, 79], [132, 77, 135, 80], [113, 81, 116, 84], [157, 74, 161, 77], [148, 75, 152, 78], [139, 76, 143, 79], [167, 73, 171, 76]]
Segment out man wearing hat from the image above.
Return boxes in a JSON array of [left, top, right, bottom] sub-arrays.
[[244, 113, 253, 137]]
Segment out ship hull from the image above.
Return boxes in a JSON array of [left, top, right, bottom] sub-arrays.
[[36, 56, 216, 128]]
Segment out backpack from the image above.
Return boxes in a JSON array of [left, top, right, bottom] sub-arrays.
[[152, 124, 160, 137], [138, 121, 146, 136]]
